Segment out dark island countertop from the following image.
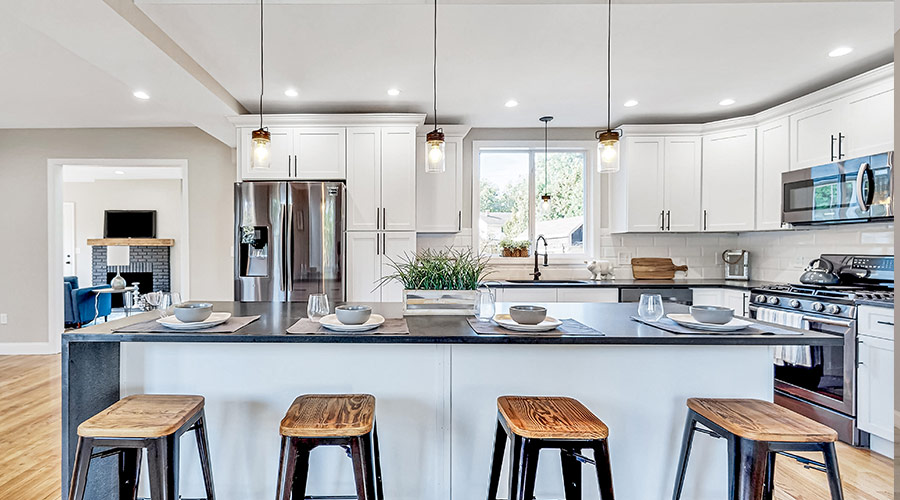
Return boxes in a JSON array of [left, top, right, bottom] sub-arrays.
[[63, 301, 840, 346], [488, 278, 774, 290]]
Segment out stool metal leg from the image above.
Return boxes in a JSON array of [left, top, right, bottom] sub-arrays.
[[147, 435, 180, 500], [275, 437, 298, 500], [350, 433, 378, 500], [194, 412, 216, 500], [763, 452, 776, 500], [118, 448, 142, 500], [373, 425, 385, 500], [593, 440, 615, 500], [672, 412, 697, 500], [291, 443, 311, 500], [822, 442, 845, 500], [560, 449, 582, 500], [519, 439, 540, 500], [486, 420, 506, 500], [728, 437, 767, 500], [67, 437, 93, 500], [507, 435, 525, 500]]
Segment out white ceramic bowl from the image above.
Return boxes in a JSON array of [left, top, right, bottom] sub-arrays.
[[508, 305, 548, 325], [690, 305, 734, 325], [173, 303, 213, 323], [335, 305, 373, 325]]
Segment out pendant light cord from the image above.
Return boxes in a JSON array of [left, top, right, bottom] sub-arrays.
[[544, 119, 549, 190], [606, 0, 611, 131], [433, 0, 438, 130], [259, 0, 265, 130]]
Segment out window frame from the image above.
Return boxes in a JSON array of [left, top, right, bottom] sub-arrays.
[[472, 140, 598, 265]]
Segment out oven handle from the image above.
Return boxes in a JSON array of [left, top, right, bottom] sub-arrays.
[[801, 315, 853, 328]]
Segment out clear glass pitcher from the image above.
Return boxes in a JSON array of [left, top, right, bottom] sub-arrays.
[[474, 285, 496, 321]]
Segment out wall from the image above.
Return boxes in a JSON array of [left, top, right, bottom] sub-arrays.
[[63, 179, 183, 291], [0, 127, 234, 348]]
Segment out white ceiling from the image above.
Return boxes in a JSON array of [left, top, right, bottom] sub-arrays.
[[137, 0, 893, 128]]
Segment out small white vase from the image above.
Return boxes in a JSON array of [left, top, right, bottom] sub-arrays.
[[110, 272, 126, 290]]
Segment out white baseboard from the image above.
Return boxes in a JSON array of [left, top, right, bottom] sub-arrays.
[[0, 341, 61, 355]]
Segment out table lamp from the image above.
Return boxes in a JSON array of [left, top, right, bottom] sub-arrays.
[[107, 246, 130, 290]]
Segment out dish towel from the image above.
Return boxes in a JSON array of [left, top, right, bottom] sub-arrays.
[[755, 307, 812, 367]]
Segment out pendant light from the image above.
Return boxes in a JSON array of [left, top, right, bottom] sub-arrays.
[[424, 0, 446, 173], [251, 0, 271, 169], [596, 0, 621, 174], [540, 116, 553, 213]]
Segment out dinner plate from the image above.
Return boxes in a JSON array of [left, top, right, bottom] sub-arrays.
[[320, 314, 385, 332], [157, 312, 231, 330], [666, 314, 752, 332], [492, 314, 563, 332]]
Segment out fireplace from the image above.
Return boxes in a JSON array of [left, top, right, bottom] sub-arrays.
[[106, 272, 153, 308], [91, 244, 171, 303]]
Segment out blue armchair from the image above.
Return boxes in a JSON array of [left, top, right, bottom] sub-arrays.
[[64, 277, 112, 328]]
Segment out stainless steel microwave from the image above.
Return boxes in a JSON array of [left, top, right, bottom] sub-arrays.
[[782, 152, 893, 225]]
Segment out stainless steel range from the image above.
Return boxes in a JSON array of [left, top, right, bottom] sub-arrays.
[[749, 254, 893, 445]]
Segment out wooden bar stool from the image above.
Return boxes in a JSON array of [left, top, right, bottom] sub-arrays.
[[672, 398, 843, 500], [68, 394, 215, 500], [487, 396, 615, 500], [276, 394, 384, 500]]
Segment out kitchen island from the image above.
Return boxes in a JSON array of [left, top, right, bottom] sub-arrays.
[[62, 302, 839, 500]]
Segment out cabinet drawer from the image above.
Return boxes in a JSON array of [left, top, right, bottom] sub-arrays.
[[497, 288, 558, 303], [858, 305, 894, 340], [556, 288, 618, 303]]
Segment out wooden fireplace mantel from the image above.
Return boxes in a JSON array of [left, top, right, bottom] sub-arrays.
[[87, 238, 175, 247]]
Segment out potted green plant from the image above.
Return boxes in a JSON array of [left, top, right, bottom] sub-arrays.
[[499, 238, 531, 258], [380, 248, 492, 315]]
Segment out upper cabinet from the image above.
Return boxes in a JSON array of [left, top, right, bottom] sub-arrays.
[[416, 126, 470, 233], [239, 127, 293, 179], [239, 126, 345, 180], [702, 128, 756, 232], [664, 137, 703, 232], [755, 117, 791, 231]]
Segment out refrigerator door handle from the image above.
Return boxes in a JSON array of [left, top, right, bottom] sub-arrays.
[[286, 201, 294, 296], [280, 202, 287, 293]]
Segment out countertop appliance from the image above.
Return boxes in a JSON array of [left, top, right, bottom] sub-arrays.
[[722, 249, 750, 280], [782, 152, 892, 226], [749, 254, 893, 445], [234, 182, 345, 302]]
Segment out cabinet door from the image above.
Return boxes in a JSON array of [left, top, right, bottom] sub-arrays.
[[240, 127, 293, 180], [417, 136, 462, 232], [663, 137, 702, 232], [790, 101, 842, 170], [556, 288, 619, 303], [496, 288, 558, 303], [857, 335, 894, 440], [346, 128, 382, 231], [723, 290, 749, 317], [381, 127, 417, 231], [619, 137, 665, 232], [346, 232, 381, 302], [293, 127, 347, 180], [702, 129, 756, 231], [843, 83, 894, 159], [755, 118, 790, 231], [691, 288, 724, 307], [380, 232, 417, 302]]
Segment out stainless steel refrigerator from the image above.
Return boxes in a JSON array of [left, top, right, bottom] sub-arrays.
[[234, 182, 345, 302]]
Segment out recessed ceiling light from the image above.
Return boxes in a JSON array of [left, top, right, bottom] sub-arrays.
[[828, 47, 853, 58], [505, 99, 519, 108], [114, 170, 125, 175], [132, 90, 150, 100], [387, 88, 401, 96], [623, 99, 639, 107], [719, 98, 736, 106], [284, 88, 299, 97]]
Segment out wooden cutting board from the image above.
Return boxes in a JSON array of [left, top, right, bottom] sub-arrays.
[[631, 258, 688, 279]]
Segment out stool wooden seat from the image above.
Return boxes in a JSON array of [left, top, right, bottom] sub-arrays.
[[68, 394, 215, 500], [488, 396, 615, 500], [78, 394, 205, 438], [280, 394, 375, 437], [673, 398, 843, 500], [498, 396, 609, 440], [276, 394, 383, 500]]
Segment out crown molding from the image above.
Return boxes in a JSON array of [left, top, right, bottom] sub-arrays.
[[228, 113, 427, 127], [416, 124, 472, 138]]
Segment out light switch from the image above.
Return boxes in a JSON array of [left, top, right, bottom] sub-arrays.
[[0, 314, 7, 325]]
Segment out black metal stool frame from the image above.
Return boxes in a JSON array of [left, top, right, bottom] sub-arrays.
[[672, 408, 844, 500], [487, 411, 615, 500], [276, 424, 385, 500], [67, 408, 215, 500]]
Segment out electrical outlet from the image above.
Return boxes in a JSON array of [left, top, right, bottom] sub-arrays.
[[792, 256, 807, 269], [617, 251, 632, 266], [0, 314, 7, 325]]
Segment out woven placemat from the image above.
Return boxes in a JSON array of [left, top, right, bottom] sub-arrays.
[[630, 316, 802, 335], [287, 317, 410, 335], [113, 315, 260, 333], [467, 317, 602, 336]]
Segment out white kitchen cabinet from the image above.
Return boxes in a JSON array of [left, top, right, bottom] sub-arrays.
[[842, 82, 894, 159], [857, 335, 894, 444], [293, 127, 346, 179], [556, 288, 619, 303], [755, 117, 791, 230], [858, 305, 894, 340], [346, 231, 416, 302], [691, 288, 724, 307], [691, 288, 749, 317], [663, 137, 702, 232], [416, 127, 468, 233], [702, 128, 756, 232], [347, 127, 381, 231], [239, 127, 293, 179], [346, 127, 417, 232], [789, 100, 842, 170], [496, 287, 559, 303], [381, 127, 417, 232]]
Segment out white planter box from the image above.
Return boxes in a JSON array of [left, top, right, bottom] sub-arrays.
[[403, 289, 477, 316]]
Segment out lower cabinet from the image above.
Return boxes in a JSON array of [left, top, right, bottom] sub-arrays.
[[857, 306, 894, 451], [691, 288, 750, 317], [495, 287, 619, 303], [346, 231, 416, 302]]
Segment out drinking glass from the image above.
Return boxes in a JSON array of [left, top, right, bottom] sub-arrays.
[[638, 293, 665, 322], [157, 292, 182, 318], [307, 293, 330, 322], [475, 286, 496, 321]]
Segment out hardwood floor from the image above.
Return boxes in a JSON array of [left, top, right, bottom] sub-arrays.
[[0, 354, 893, 499]]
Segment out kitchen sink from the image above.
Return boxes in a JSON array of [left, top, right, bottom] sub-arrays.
[[502, 280, 593, 285]]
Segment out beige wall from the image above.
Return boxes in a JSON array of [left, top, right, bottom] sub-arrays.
[[0, 127, 234, 346], [63, 179, 183, 291]]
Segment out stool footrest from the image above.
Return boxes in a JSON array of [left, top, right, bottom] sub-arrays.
[[777, 452, 827, 472], [89, 447, 129, 460], [562, 449, 596, 466], [694, 427, 723, 439], [305, 496, 359, 499]]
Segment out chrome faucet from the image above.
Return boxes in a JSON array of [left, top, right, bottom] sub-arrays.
[[531, 235, 549, 280]]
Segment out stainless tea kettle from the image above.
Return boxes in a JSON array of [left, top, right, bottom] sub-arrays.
[[799, 258, 841, 286]]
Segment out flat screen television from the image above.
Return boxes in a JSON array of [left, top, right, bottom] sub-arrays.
[[104, 210, 157, 238]]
